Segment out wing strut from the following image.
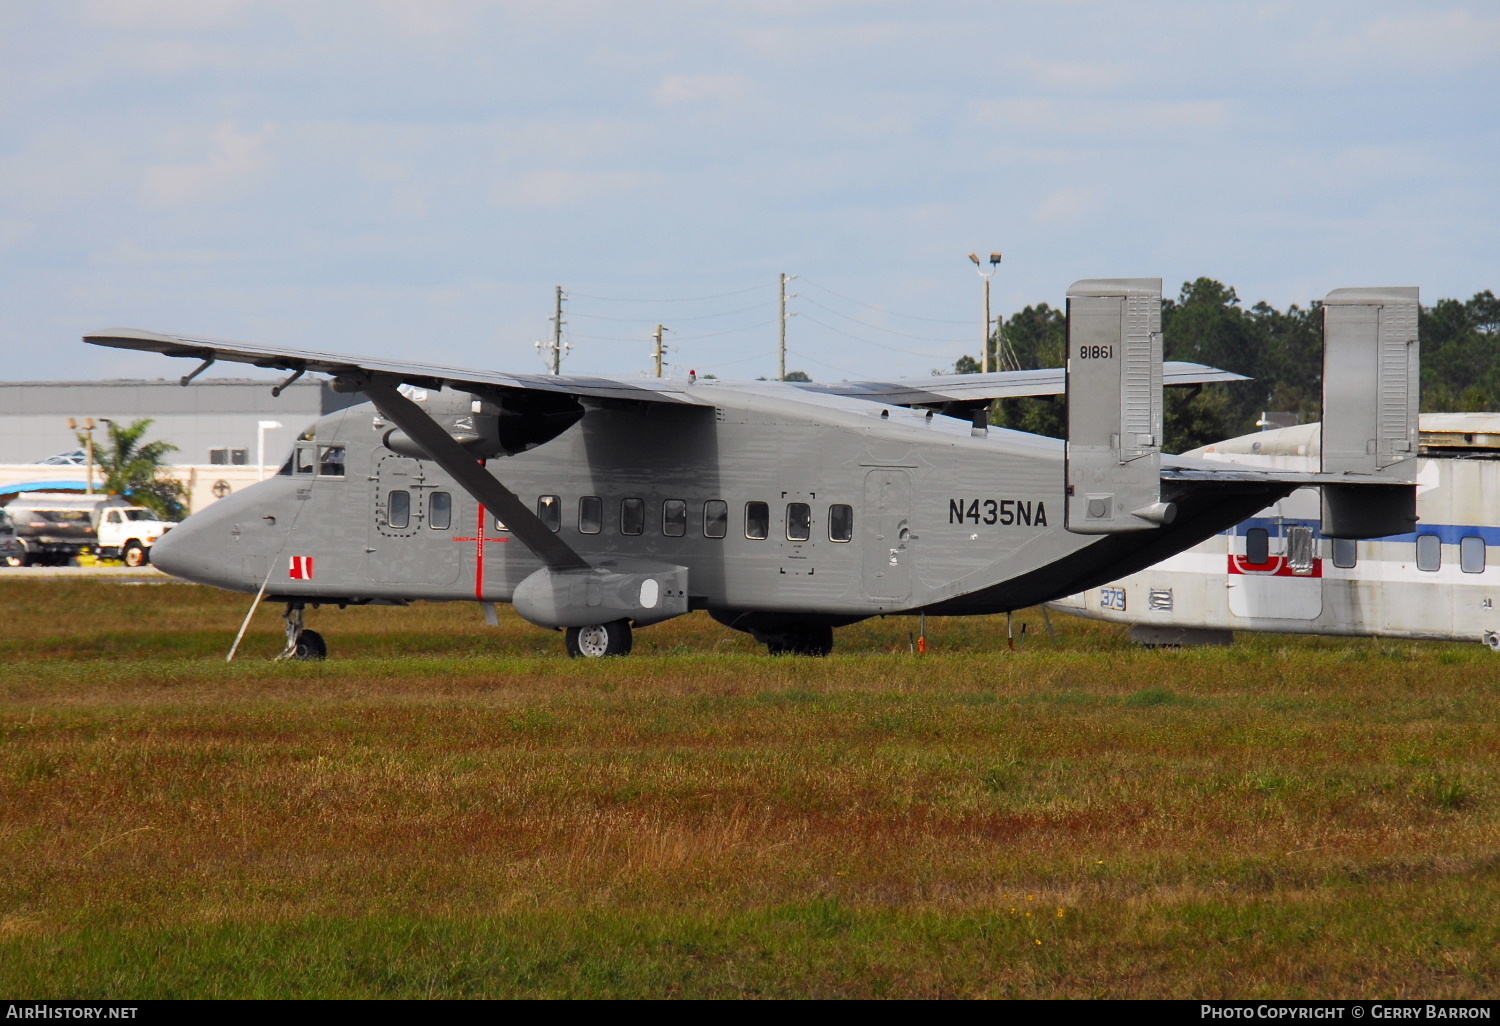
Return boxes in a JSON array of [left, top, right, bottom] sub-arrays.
[[362, 380, 591, 572]]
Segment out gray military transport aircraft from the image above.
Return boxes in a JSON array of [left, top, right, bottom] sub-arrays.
[[86, 280, 1422, 660]]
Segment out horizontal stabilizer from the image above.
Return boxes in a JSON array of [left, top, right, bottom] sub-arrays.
[[801, 361, 1243, 406]]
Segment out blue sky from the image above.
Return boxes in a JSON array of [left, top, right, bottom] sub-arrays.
[[2, 1, 1496, 382]]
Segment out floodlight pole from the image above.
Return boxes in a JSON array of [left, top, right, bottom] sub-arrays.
[[969, 252, 1002, 373], [257, 420, 283, 480]]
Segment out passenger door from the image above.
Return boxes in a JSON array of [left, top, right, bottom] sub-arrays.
[[862, 469, 912, 602]]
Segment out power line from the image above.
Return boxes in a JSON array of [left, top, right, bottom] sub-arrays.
[[568, 318, 778, 343], [795, 293, 973, 343], [569, 300, 774, 324], [799, 276, 972, 325], [783, 347, 864, 376], [568, 282, 776, 303], [674, 318, 779, 342], [797, 313, 966, 358]]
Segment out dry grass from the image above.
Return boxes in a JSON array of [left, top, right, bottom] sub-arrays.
[[1, 579, 1497, 997]]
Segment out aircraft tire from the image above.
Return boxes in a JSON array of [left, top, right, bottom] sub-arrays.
[[765, 624, 835, 657], [122, 542, 148, 568], [566, 620, 633, 658], [293, 629, 328, 661]]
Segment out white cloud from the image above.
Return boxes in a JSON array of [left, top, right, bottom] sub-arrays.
[[1033, 187, 1102, 225], [494, 169, 656, 209], [1303, 9, 1500, 74], [971, 98, 1230, 137], [1022, 59, 1138, 93], [140, 122, 274, 209], [81, 0, 253, 30], [654, 72, 750, 106]]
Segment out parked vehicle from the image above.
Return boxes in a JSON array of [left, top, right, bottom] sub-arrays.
[[3, 493, 174, 567], [0, 509, 22, 567]]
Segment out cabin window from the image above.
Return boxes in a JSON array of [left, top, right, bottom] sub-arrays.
[[745, 501, 769, 540], [494, 517, 510, 532], [786, 502, 811, 541], [429, 491, 451, 530], [105, 510, 122, 525], [1245, 527, 1270, 565], [388, 490, 411, 529], [294, 447, 315, 475], [703, 500, 728, 539], [1331, 538, 1357, 569], [828, 504, 853, 542], [1461, 536, 1486, 574], [663, 499, 687, 537], [1416, 533, 1441, 572], [537, 494, 561, 533], [318, 445, 346, 477], [621, 497, 645, 536], [578, 496, 603, 535]]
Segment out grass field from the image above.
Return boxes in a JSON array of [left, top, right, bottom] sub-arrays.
[[2, 578, 1497, 998]]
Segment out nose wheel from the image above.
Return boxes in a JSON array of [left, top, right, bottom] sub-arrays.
[[565, 620, 633, 658], [275, 603, 328, 661]]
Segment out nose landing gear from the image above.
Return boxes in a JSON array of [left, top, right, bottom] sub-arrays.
[[276, 602, 328, 661]]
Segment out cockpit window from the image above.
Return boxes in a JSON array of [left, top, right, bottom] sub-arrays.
[[295, 447, 315, 475], [318, 445, 346, 477]]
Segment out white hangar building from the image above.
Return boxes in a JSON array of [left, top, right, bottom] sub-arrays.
[[0, 378, 362, 512]]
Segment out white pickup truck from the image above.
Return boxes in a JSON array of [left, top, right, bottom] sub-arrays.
[[5, 493, 175, 567]]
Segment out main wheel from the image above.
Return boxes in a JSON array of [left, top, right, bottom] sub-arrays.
[[765, 625, 835, 657], [122, 542, 148, 567], [565, 620, 633, 658], [293, 629, 328, 660]]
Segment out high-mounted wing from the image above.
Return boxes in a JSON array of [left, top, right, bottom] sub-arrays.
[[84, 327, 715, 406], [796, 362, 1246, 406]]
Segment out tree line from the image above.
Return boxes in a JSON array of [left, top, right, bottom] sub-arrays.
[[955, 279, 1500, 453]]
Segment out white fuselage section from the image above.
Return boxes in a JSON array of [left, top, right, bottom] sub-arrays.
[[1054, 420, 1500, 646]]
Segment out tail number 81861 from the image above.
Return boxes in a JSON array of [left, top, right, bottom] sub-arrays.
[[1077, 345, 1114, 360]]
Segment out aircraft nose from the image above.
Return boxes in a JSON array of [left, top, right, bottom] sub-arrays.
[[149, 511, 246, 589]]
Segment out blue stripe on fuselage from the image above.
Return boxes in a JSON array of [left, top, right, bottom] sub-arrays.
[[1228, 518, 1500, 546]]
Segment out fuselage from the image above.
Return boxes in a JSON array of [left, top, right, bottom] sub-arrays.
[[151, 382, 1286, 625]]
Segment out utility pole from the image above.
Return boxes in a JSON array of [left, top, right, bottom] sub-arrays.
[[551, 285, 565, 375], [653, 324, 668, 378], [68, 418, 96, 494], [779, 273, 797, 381]]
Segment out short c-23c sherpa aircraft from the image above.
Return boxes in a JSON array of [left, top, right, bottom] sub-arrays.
[[85, 280, 1422, 660]]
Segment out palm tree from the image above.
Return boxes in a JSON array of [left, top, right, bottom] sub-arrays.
[[80, 419, 188, 520]]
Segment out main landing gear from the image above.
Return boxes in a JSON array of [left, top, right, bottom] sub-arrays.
[[276, 602, 327, 661], [565, 620, 633, 658], [762, 624, 835, 657]]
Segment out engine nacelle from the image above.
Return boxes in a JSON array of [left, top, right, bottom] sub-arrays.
[[378, 387, 584, 459]]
